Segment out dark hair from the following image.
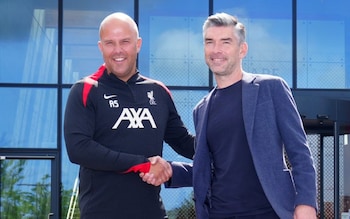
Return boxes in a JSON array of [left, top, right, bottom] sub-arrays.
[[203, 12, 246, 44]]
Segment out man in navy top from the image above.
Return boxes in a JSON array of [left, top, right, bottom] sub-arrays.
[[64, 12, 195, 219], [142, 13, 317, 219]]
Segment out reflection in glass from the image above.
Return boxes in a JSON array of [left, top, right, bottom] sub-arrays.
[[297, 0, 350, 89], [160, 90, 206, 212], [0, 88, 57, 148], [138, 0, 208, 86], [0, 159, 51, 218], [214, 0, 293, 86], [297, 20, 346, 88], [61, 89, 80, 218], [62, 0, 134, 84], [0, 0, 58, 83]]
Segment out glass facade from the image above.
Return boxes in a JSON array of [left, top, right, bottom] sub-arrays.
[[297, 0, 349, 88], [138, 0, 209, 87], [0, 88, 57, 149], [1, 159, 52, 218], [1, 0, 350, 218], [215, 0, 294, 85]]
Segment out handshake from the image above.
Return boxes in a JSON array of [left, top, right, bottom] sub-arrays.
[[140, 156, 172, 186]]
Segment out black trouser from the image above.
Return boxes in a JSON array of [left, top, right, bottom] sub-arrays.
[[210, 208, 280, 219]]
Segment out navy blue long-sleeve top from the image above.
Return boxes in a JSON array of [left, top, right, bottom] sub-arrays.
[[64, 64, 194, 218]]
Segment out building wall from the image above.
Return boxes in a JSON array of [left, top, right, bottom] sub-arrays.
[[1, 0, 350, 218]]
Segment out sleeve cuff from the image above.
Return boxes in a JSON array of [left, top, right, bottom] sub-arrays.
[[123, 162, 151, 173]]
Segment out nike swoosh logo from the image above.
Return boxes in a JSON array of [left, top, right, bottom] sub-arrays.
[[103, 94, 117, 99]]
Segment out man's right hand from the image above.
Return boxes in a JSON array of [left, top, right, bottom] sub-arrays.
[[140, 156, 172, 186]]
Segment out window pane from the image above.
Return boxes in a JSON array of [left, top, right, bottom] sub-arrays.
[[0, 0, 58, 83], [61, 88, 79, 185], [0, 88, 57, 148], [138, 0, 209, 86], [62, 0, 134, 83], [214, 0, 293, 86], [61, 88, 80, 218], [171, 90, 207, 134], [0, 159, 51, 218], [297, 0, 349, 88], [161, 90, 206, 212]]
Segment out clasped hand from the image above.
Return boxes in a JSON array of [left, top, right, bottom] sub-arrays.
[[139, 156, 172, 186]]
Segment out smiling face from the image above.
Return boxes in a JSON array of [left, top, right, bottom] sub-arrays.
[[98, 14, 142, 82], [204, 25, 247, 79]]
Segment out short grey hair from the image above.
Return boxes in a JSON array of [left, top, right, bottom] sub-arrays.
[[203, 12, 246, 44]]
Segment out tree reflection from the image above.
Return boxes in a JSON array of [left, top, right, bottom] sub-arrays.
[[0, 160, 50, 219]]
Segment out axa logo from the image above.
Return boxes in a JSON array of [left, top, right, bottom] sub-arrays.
[[112, 108, 157, 129]]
